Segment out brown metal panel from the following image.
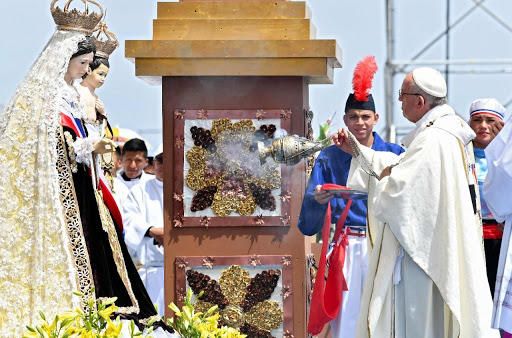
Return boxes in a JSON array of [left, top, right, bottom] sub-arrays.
[[163, 76, 308, 337]]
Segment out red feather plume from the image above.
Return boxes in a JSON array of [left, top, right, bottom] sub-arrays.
[[352, 56, 378, 101]]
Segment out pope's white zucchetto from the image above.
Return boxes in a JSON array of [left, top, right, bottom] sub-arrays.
[[412, 67, 447, 98]]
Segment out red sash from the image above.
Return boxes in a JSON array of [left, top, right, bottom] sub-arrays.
[[307, 184, 352, 335], [483, 220, 503, 240], [60, 112, 124, 231]]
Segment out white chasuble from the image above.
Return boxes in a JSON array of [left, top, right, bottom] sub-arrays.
[[348, 104, 498, 338]]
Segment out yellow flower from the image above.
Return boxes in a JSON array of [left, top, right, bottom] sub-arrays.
[[98, 304, 118, 320], [21, 327, 39, 338], [105, 319, 123, 337]]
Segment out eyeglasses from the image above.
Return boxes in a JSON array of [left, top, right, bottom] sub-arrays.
[[398, 89, 422, 98]]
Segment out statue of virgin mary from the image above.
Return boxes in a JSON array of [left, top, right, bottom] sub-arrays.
[[0, 1, 173, 336]]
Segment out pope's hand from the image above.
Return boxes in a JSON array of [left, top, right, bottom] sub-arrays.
[[314, 185, 334, 204], [379, 166, 393, 179], [332, 128, 353, 155], [93, 138, 117, 155]]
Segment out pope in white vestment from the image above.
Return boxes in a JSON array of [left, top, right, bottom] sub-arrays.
[[123, 154, 165, 316], [341, 68, 498, 338], [484, 113, 512, 335]]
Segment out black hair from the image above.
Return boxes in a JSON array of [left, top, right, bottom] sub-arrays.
[[115, 144, 122, 157], [71, 36, 96, 59], [90, 56, 110, 72], [82, 55, 110, 80], [155, 152, 163, 163], [122, 138, 148, 158]]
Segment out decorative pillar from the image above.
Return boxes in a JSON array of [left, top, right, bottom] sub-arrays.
[[126, 2, 341, 336]]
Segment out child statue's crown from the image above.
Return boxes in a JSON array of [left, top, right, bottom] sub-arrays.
[[92, 22, 119, 58]]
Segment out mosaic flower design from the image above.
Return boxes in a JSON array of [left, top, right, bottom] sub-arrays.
[[186, 265, 283, 337], [186, 119, 281, 216]]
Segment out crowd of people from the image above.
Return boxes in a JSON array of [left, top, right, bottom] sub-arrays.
[[299, 58, 512, 338]]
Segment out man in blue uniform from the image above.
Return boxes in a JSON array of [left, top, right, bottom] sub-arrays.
[[299, 56, 404, 338]]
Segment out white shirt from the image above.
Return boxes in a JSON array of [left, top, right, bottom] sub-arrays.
[[114, 170, 152, 208], [123, 178, 164, 267]]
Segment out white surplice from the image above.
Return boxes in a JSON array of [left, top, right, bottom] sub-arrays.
[[123, 178, 165, 316], [348, 104, 498, 338], [114, 170, 152, 207], [484, 114, 512, 333]]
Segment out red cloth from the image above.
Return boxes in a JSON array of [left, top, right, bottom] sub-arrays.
[[503, 331, 512, 338], [483, 221, 503, 240], [99, 179, 124, 232], [307, 184, 352, 335]]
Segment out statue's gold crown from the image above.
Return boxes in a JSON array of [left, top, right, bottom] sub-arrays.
[[92, 22, 119, 58], [51, 0, 104, 34]]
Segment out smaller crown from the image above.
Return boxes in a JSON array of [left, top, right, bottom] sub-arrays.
[[92, 22, 119, 58], [51, 0, 104, 34]]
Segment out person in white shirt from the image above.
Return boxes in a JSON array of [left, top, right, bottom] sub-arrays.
[[123, 151, 165, 315], [114, 138, 152, 206]]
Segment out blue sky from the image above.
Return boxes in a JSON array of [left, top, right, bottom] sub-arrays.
[[1, 0, 511, 148]]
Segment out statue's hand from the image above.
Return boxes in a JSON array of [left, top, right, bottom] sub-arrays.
[[93, 138, 117, 155], [95, 98, 106, 116], [332, 128, 353, 155]]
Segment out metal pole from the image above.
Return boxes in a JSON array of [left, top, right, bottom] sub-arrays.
[[385, 0, 396, 142], [445, 0, 450, 94]]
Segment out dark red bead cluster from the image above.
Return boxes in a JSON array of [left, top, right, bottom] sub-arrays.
[[191, 186, 217, 212], [249, 124, 277, 152], [190, 126, 216, 152], [249, 183, 276, 211], [242, 269, 281, 312], [186, 270, 229, 309], [240, 323, 275, 338], [259, 124, 276, 138]]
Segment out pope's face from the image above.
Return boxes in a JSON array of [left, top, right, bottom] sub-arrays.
[[399, 74, 423, 123], [343, 109, 379, 142], [85, 63, 109, 89], [470, 114, 500, 148], [67, 52, 94, 81]]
